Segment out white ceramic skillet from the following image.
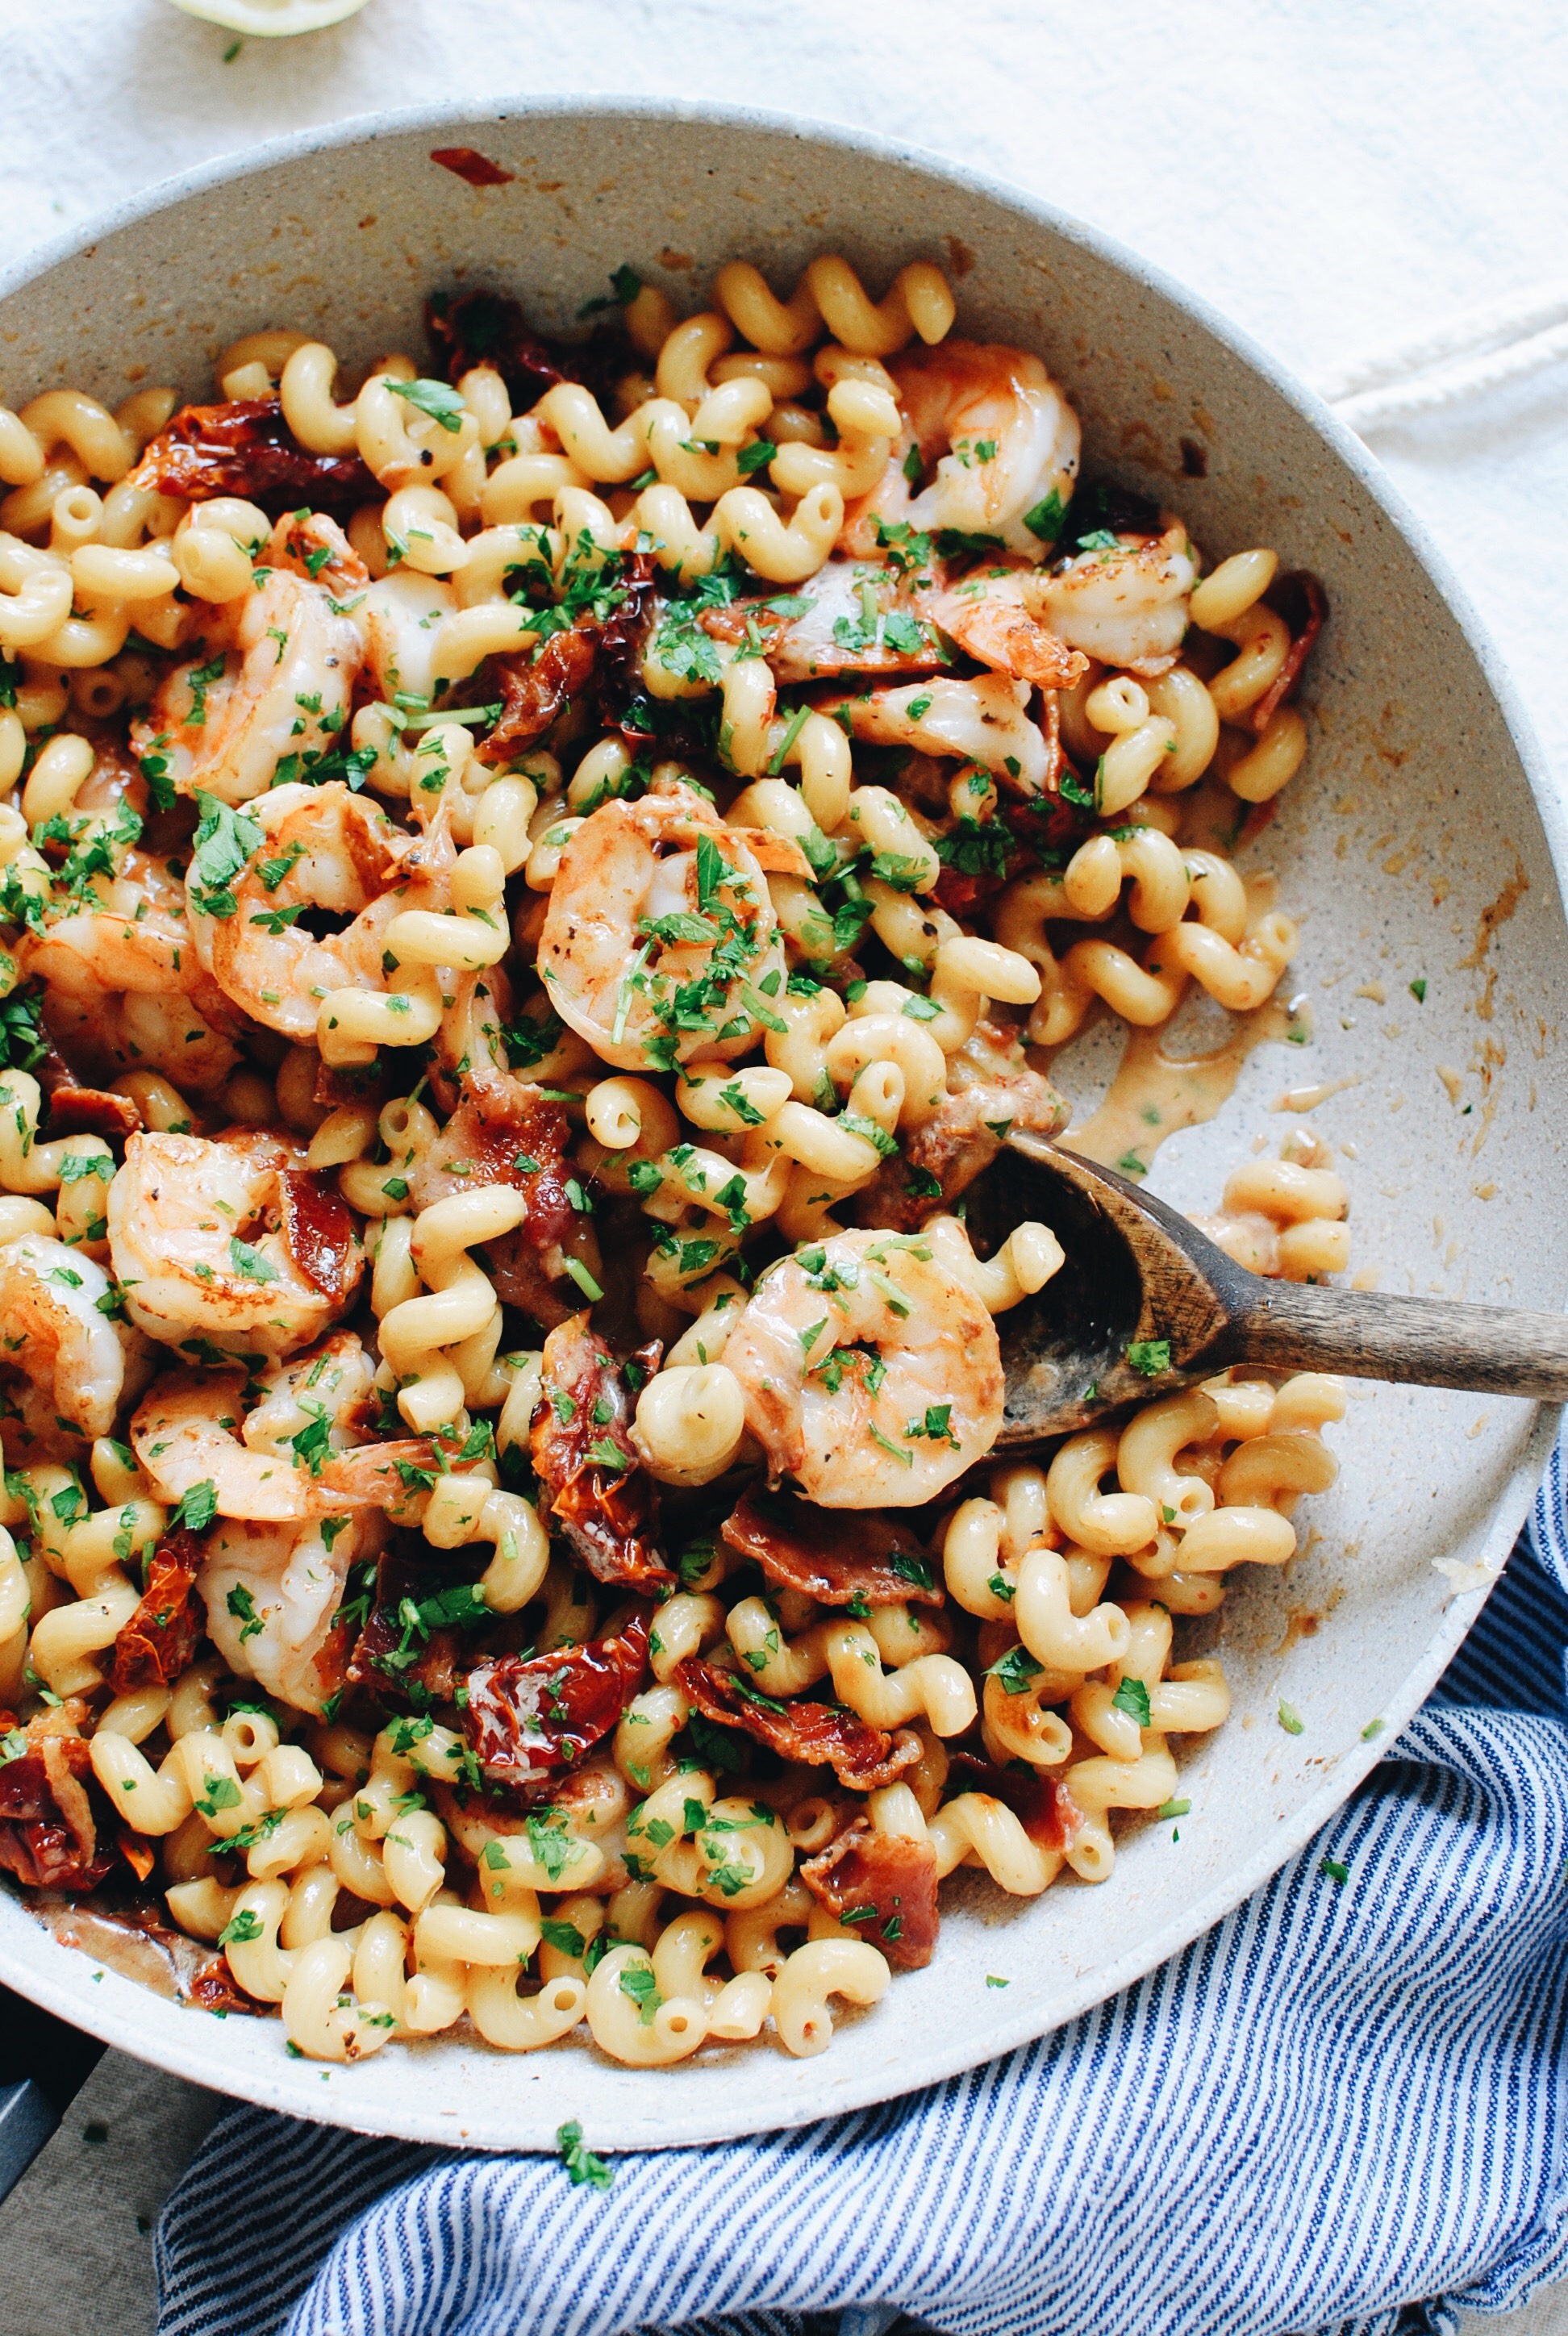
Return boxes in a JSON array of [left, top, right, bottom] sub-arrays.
[[0, 99, 1563, 2155]]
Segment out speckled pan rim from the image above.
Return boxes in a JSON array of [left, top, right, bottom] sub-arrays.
[[0, 94, 1558, 2152]]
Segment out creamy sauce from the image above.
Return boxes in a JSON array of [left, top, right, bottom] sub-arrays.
[[1060, 994, 1299, 1175]]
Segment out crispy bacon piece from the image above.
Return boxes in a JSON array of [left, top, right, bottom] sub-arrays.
[[429, 147, 516, 188], [723, 1487, 943, 1608], [674, 1658, 920, 1792], [108, 1527, 205, 1693], [277, 1169, 359, 1303], [531, 1316, 673, 1590], [858, 1019, 1070, 1232], [476, 628, 598, 765], [1250, 571, 1328, 734], [345, 1553, 477, 1704], [943, 1750, 1083, 1854], [407, 1081, 578, 1327], [801, 1815, 940, 1968], [128, 394, 374, 516], [427, 287, 561, 403], [0, 1733, 113, 1892], [463, 1612, 650, 1789]]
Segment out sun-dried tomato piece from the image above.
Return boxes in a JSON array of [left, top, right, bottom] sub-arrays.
[[476, 627, 599, 766], [801, 1814, 940, 1967], [44, 1085, 142, 1144], [674, 1658, 920, 1792], [108, 1527, 205, 1694], [407, 1082, 578, 1328], [429, 147, 516, 189], [463, 1612, 650, 1789], [128, 394, 374, 516], [345, 1553, 486, 1705], [0, 1733, 111, 1892], [277, 1170, 360, 1303], [942, 1750, 1082, 1853], [426, 287, 561, 403], [1250, 570, 1328, 734], [118, 1829, 156, 1884], [722, 1487, 944, 1608], [532, 1316, 673, 1590], [595, 550, 658, 728]]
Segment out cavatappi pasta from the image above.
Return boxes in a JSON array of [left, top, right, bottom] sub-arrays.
[[0, 254, 1339, 2068]]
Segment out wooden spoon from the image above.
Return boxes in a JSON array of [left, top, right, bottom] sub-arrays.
[[974, 1130, 1568, 1449]]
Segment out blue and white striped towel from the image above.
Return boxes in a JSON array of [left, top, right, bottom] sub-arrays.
[[155, 1441, 1568, 2336]]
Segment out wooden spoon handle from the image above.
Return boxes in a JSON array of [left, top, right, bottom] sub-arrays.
[[1231, 1279, 1568, 1399]]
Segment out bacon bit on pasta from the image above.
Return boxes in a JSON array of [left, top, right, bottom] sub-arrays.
[[277, 1170, 360, 1304], [407, 1082, 578, 1328], [128, 395, 374, 515], [673, 1657, 922, 1792], [428, 147, 517, 189], [108, 1527, 206, 1693], [0, 1728, 114, 1892], [943, 1750, 1085, 1853], [1251, 571, 1328, 734], [462, 1612, 650, 1789], [721, 1487, 945, 1608], [801, 1814, 940, 1967], [531, 1316, 673, 1590]]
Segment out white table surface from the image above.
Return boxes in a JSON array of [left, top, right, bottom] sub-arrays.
[[4, 7, 1568, 2330]]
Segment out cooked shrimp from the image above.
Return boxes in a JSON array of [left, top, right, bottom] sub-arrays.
[[130, 515, 367, 807], [107, 1132, 364, 1358], [202, 1512, 380, 1714], [132, 1337, 380, 1521], [724, 1227, 1004, 1507], [819, 674, 1049, 792], [360, 568, 457, 706], [538, 783, 787, 1072], [1036, 526, 1199, 675], [921, 559, 1087, 690], [40, 986, 244, 1099], [0, 1233, 127, 1444], [192, 781, 447, 1040], [857, 342, 1079, 557]]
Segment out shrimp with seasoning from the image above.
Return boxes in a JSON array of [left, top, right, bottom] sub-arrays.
[[855, 342, 1080, 557], [200, 1509, 380, 1717], [723, 1227, 1004, 1508], [1036, 524, 1199, 675], [107, 1131, 364, 1358], [189, 780, 449, 1040], [130, 513, 369, 807], [538, 781, 787, 1072], [0, 1233, 130, 1448]]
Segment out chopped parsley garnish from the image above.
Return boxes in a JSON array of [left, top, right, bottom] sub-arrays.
[[1126, 1339, 1172, 1379], [556, 2120, 613, 2191]]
